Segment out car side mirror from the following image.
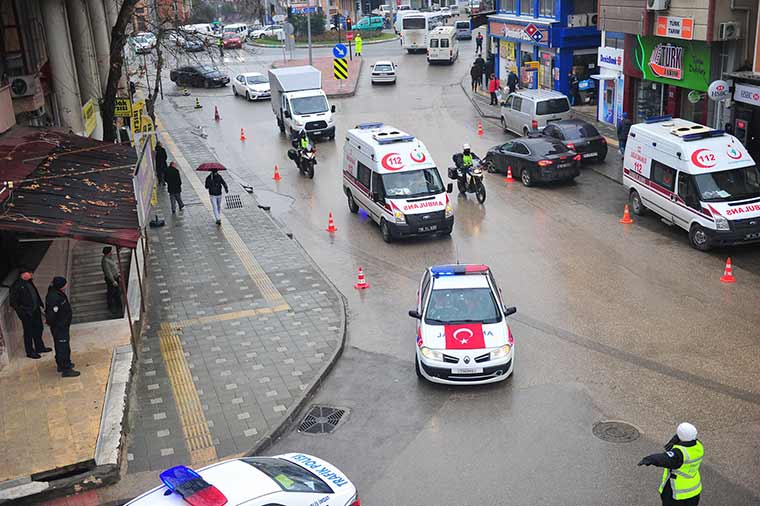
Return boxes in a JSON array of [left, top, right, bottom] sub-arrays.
[[331, 105, 336, 113], [504, 306, 517, 317], [408, 309, 422, 319], [284, 110, 291, 118], [446, 182, 453, 193]]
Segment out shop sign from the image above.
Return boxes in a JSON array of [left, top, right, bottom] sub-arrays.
[[597, 47, 623, 71], [500, 40, 516, 61], [489, 21, 550, 44], [82, 99, 97, 137], [114, 97, 132, 117], [636, 36, 711, 92], [734, 83, 760, 107], [707, 80, 731, 101], [655, 16, 694, 40], [687, 90, 702, 104]]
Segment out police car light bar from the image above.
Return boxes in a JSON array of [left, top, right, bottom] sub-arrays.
[[644, 115, 673, 124], [431, 264, 489, 277], [356, 122, 384, 129], [159, 466, 228, 506], [681, 130, 725, 141]]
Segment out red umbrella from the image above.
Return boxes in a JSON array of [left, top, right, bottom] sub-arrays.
[[196, 162, 227, 171]]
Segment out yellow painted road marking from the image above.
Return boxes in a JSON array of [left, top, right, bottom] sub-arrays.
[[175, 304, 290, 329], [157, 118, 287, 307]]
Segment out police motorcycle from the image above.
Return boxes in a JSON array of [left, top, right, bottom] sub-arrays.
[[449, 144, 486, 203], [287, 130, 317, 179]]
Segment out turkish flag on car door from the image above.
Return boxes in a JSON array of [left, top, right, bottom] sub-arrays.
[[444, 324, 486, 350]]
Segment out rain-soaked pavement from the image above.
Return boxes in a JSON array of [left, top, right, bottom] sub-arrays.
[[146, 37, 760, 505]]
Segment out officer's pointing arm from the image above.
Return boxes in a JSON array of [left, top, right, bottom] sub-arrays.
[[638, 448, 684, 469]]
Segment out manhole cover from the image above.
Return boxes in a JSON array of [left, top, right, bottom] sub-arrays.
[[592, 421, 640, 443], [298, 405, 348, 434], [225, 194, 243, 209]]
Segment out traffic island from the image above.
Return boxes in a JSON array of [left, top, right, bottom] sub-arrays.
[[272, 56, 362, 98]]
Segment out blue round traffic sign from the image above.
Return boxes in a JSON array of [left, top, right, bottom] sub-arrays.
[[333, 43, 348, 59]]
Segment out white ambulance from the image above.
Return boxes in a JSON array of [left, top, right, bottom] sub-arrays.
[[623, 116, 760, 251], [343, 123, 454, 242]]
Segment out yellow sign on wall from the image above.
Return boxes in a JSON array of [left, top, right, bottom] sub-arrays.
[[82, 99, 97, 136], [524, 61, 539, 70], [141, 115, 156, 148], [131, 99, 144, 134], [115, 97, 132, 117]]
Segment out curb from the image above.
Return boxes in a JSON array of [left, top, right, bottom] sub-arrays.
[[459, 73, 500, 120], [249, 35, 399, 48]]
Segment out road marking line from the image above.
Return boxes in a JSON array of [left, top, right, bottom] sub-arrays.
[[174, 304, 290, 328]]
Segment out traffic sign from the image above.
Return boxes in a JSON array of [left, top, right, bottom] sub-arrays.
[[284, 22, 295, 35], [346, 31, 354, 41], [333, 43, 348, 58], [334, 58, 348, 80], [295, 6, 318, 13]]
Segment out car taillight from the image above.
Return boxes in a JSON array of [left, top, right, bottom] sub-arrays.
[[531, 120, 538, 130], [566, 142, 575, 150], [573, 154, 582, 161], [537, 160, 553, 167]]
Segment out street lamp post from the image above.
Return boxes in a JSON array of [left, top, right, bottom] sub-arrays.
[[307, 8, 313, 65]]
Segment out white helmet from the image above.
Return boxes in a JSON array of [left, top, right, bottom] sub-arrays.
[[676, 422, 698, 442], [463, 143, 471, 151]]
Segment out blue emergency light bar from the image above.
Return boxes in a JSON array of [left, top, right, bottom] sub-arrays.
[[681, 130, 724, 141], [376, 135, 415, 145], [160, 466, 228, 506], [356, 122, 383, 129], [431, 264, 490, 277], [644, 115, 673, 124]]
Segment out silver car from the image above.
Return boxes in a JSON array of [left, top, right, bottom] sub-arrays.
[[370, 61, 397, 84], [233, 72, 271, 100]]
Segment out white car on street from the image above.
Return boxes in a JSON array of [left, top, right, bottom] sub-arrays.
[[250, 24, 284, 39], [409, 264, 517, 385], [370, 60, 397, 84], [125, 456, 360, 506], [233, 72, 271, 100]]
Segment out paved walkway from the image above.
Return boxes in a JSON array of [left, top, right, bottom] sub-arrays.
[[123, 114, 345, 475], [272, 56, 362, 97]]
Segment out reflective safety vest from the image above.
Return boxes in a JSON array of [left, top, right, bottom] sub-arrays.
[[462, 153, 473, 167], [659, 442, 703, 500]]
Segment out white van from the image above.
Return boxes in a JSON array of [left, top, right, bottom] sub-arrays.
[[500, 89, 571, 136], [624, 116, 760, 250], [343, 123, 454, 242], [454, 20, 471, 39], [427, 26, 458, 64], [223, 23, 248, 35]]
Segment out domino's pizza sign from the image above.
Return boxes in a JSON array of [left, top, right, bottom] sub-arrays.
[[524, 23, 543, 42]]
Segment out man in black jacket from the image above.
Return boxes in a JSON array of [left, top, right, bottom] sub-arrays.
[[475, 55, 486, 89], [155, 142, 168, 186], [45, 276, 79, 377], [205, 169, 228, 225], [507, 69, 518, 94], [9, 268, 51, 359], [165, 161, 184, 214]]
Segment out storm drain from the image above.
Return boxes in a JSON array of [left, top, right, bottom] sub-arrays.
[[225, 194, 243, 209], [592, 420, 641, 443], [298, 405, 348, 434]]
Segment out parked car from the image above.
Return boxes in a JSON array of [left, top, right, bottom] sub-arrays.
[[483, 137, 581, 187], [440, 6, 451, 18], [372, 5, 392, 16], [129, 35, 152, 54], [370, 61, 397, 84], [500, 89, 572, 137], [541, 119, 608, 163], [355, 16, 385, 31], [250, 24, 284, 39], [222, 32, 243, 48], [450, 4, 460, 14], [170, 65, 230, 88], [232, 72, 271, 100]]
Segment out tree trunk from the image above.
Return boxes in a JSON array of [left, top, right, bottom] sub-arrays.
[[101, 0, 140, 142]]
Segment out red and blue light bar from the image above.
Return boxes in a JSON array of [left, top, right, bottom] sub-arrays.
[[430, 264, 490, 277], [159, 466, 228, 506]]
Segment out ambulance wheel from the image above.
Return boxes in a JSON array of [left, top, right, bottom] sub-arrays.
[[347, 192, 359, 213], [380, 219, 393, 243], [689, 224, 712, 251], [629, 189, 646, 216], [520, 168, 533, 187], [415, 355, 423, 378]]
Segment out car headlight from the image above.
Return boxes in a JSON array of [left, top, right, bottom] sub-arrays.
[[715, 215, 730, 231], [491, 344, 511, 360], [445, 204, 454, 218], [393, 210, 406, 224], [294, 119, 303, 126], [420, 346, 443, 361]]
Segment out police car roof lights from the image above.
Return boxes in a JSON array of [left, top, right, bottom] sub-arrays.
[[644, 115, 673, 124], [430, 264, 490, 277], [159, 466, 228, 506]]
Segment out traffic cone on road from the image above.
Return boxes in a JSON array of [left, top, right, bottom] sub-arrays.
[[720, 257, 736, 283], [619, 204, 634, 224], [194, 97, 202, 109], [240, 128, 247, 141], [504, 166, 514, 183], [354, 267, 370, 290], [272, 164, 282, 181], [326, 212, 337, 233], [477, 120, 484, 137], [214, 106, 221, 121]]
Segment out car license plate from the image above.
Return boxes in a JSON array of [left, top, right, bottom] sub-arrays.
[[583, 152, 597, 158], [558, 163, 571, 168], [452, 367, 483, 374], [419, 225, 438, 232], [744, 232, 760, 240]]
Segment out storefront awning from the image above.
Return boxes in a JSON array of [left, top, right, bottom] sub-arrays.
[[0, 127, 140, 248]]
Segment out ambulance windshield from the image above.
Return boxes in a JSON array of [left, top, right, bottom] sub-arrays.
[[383, 168, 444, 198], [694, 165, 760, 202]]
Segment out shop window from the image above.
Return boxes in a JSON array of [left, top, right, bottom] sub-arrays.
[[652, 161, 676, 191], [520, 0, 532, 15], [502, 0, 516, 12], [539, 0, 554, 17], [573, 0, 596, 17]]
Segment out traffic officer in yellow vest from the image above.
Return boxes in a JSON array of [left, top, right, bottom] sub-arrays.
[[638, 422, 703, 505], [354, 33, 363, 56]]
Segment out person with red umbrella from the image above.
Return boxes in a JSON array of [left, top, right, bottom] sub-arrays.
[[198, 163, 229, 225]]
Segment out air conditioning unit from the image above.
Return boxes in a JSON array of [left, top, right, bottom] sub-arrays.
[[588, 12, 598, 26], [567, 14, 588, 27], [9, 75, 40, 98], [718, 21, 740, 40], [646, 0, 670, 11]]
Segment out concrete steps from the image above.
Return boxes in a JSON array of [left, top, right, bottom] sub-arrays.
[[69, 242, 131, 324]]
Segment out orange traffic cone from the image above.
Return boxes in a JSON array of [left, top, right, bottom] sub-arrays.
[[354, 266, 370, 289], [214, 106, 220, 121], [619, 204, 634, 224], [272, 164, 282, 181], [720, 257, 736, 283], [326, 212, 337, 233], [504, 165, 514, 183], [477, 120, 484, 137], [240, 128, 246, 141]]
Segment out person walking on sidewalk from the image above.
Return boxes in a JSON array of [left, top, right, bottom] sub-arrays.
[[355, 34, 363, 56], [101, 247, 122, 317], [475, 32, 483, 54], [488, 73, 500, 105], [507, 69, 518, 94], [155, 141, 167, 186], [470, 61, 481, 92], [205, 169, 228, 225], [568, 70, 580, 106], [475, 54, 486, 89], [617, 112, 632, 155], [165, 161, 185, 214], [45, 276, 79, 378], [9, 268, 51, 359]]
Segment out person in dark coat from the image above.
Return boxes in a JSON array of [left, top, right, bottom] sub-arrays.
[[205, 169, 228, 225], [165, 161, 184, 214], [475, 55, 486, 89], [9, 268, 51, 359], [155, 142, 168, 185], [568, 70, 580, 106], [45, 276, 79, 377], [617, 112, 632, 155], [101, 247, 122, 317], [507, 69, 518, 94], [470, 62, 481, 92], [475, 32, 483, 54]]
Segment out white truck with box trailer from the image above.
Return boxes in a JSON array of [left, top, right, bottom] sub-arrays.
[[268, 66, 336, 140]]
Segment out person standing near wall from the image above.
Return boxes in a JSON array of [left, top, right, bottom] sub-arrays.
[[45, 276, 79, 378], [9, 268, 51, 359]]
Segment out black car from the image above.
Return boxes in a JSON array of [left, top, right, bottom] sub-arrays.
[[169, 65, 230, 88], [541, 119, 608, 163], [483, 137, 581, 187]]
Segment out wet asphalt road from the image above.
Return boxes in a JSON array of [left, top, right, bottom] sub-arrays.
[[150, 36, 760, 505]]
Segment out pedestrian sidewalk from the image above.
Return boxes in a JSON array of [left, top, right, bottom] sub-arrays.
[[272, 56, 362, 98]]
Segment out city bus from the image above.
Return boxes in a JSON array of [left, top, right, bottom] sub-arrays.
[[401, 13, 442, 53]]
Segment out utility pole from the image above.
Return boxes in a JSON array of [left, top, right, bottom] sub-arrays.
[[307, 8, 312, 65]]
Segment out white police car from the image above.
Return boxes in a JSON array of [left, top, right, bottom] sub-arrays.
[[125, 454, 360, 506], [408, 264, 516, 385]]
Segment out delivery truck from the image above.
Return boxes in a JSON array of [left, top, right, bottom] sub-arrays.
[[268, 66, 336, 140]]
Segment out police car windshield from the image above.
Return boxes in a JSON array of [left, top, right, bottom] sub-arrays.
[[694, 165, 760, 202], [382, 168, 444, 198], [291, 96, 328, 115], [242, 457, 332, 493], [425, 288, 501, 325]]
